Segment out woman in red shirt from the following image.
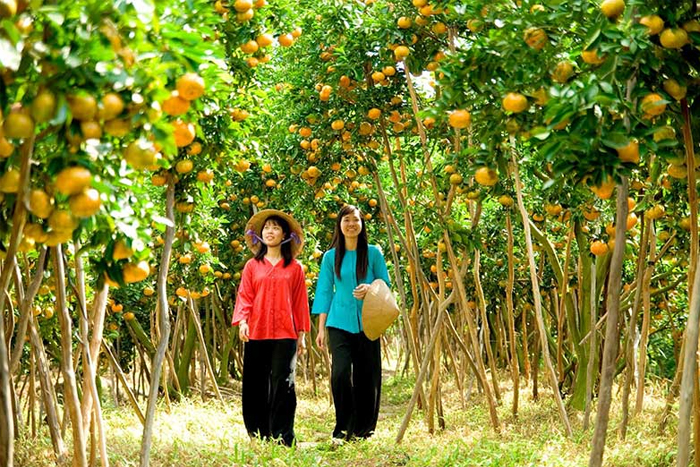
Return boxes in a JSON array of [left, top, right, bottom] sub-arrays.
[[232, 209, 310, 446]]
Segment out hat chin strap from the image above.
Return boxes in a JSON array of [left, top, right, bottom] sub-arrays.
[[246, 230, 301, 246]]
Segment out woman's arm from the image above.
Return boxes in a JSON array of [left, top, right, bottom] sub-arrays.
[[315, 313, 328, 349]]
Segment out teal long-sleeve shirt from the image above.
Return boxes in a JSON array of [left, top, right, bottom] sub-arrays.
[[312, 245, 390, 334]]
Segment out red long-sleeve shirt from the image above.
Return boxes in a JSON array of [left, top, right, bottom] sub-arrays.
[[231, 257, 310, 340]]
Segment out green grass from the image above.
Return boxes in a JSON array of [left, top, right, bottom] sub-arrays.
[[14, 371, 678, 466]]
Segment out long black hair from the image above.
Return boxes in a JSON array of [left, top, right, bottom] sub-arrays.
[[254, 215, 293, 267], [331, 204, 368, 280]]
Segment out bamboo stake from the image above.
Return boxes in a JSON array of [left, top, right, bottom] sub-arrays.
[[139, 180, 175, 467], [589, 177, 629, 467], [505, 212, 520, 416], [395, 294, 453, 443], [10, 248, 47, 373], [29, 313, 67, 461], [186, 296, 222, 401], [473, 250, 501, 401], [636, 223, 656, 414], [583, 256, 597, 431], [510, 153, 572, 437], [101, 342, 145, 425], [73, 243, 109, 467], [53, 245, 87, 466], [619, 217, 650, 439], [0, 134, 34, 466]]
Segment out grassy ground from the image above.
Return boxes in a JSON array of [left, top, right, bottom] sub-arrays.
[[15, 370, 677, 466]]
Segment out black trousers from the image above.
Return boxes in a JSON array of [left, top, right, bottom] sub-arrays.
[[327, 327, 381, 440], [241, 339, 297, 446]]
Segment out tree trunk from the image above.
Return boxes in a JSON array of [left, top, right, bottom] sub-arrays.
[[619, 218, 650, 439], [0, 134, 35, 466], [505, 213, 520, 416], [53, 245, 88, 466], [589, 177, 629, 467], [511, 154, 572, 437], [139, 180, 176, 467]]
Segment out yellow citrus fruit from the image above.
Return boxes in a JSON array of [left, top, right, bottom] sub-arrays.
[[639, 15, 664, 35], [278, 33, 294, 47], [28, 189, 54, 219], [663, 79, 687, 101], [617, 140, 639, 164], [48, 209, 77, 232], [54, 166, 92, 196], [581, 49, 605, 65], [123, 260, 150, 283], [233, 0, 252, 12], [162, 91, 191, 116], [104, 118, 131, 137], [502, 92, 528, 113], [393, 45, 410, 61], [659, 28, 689, 49], [112, 240, 133, 260], [68, 94, 98, 121], [143, 286, 155, 296], [551, 61, 574, 83], [600, 0, 624, 19], [31, 90, 57, 123], [448, 109, 471, 129], [176, 73, 205, 101], [69, 188, 102, 218], [99, 93, 125, 120], [3, 111, 35, 139], [123, 311, 136, 321], [645, 204, 665, 220], [0, 136, 13, 157], [524, 27, 547, 50], [640, 93, 666, 117], [80, 120, 102, 140], [590, 176, 615, 199], [590, 240, 609, 256], [172, 120, 196, 147], [667, 163, 688, 179], [175, 159, 194, 174], [474, 167, 498, 186], [124, 140, 157, 170], [0, 167, 20, 193]]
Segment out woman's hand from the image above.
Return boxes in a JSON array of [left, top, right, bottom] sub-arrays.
[[316, 329, 326, 349], [239, 321, 250, 342], [353, 283, 371, 300], [297, 332, 306, 356]]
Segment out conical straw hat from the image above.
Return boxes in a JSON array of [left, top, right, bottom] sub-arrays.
[[244, 209, 304, 258], [362, 279, 399, 341]]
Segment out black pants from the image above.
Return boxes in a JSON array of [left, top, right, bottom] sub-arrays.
[[242, 339, 297, 446], [327, 327, 381, 440]]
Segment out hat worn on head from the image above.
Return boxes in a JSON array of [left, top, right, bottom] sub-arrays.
[[244, 209, 304, 258], [362, 279, 400, 341]]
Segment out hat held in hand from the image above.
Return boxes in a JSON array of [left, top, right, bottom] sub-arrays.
[[362, 279, 400, 341]]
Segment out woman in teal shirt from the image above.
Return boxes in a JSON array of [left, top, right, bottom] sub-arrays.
[[313, 204, 390, 442]]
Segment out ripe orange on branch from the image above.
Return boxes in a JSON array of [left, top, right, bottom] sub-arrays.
[[616, 140, 639, 164], [600, 0, 624, 19], [640, 93, 666, 117], [502, 93, 528, 113], [123, 260, 150, 283], [639, 15, 664, 35], [524, 27, 547, 50], [474, 167, 498, 186], [448, 109, 471, 129], [55, 166, 92, 196], [659, 28, 689, 49]]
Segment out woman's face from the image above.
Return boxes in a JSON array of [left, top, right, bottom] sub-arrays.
[[340, 209, 363, 239], [262, 219, 285, 247]]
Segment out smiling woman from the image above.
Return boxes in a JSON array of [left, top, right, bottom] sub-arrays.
[[313, 204, 391, 442], [231, 209, 310, 447]]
